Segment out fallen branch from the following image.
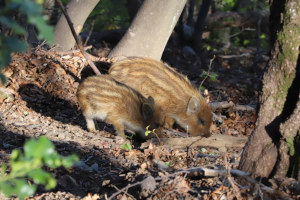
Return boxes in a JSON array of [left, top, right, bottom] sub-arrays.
[[218, 52, 254, 59], [143, 134, 248, 149], [210, 101, 256, 112], [55, 0, 101, 75], [108, 165, 289, 200]]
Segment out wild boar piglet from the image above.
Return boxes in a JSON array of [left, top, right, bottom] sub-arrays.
[[109, 57, 212, 137], [77, 75, 163, 140]]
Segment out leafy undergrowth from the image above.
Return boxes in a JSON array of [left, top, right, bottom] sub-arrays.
[[0, 45, 297, 199]]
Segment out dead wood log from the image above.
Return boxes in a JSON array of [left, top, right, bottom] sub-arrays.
[[144, 134, 248, 149]]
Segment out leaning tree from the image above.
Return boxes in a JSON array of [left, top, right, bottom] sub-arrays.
[[239, 0, 300, 180]]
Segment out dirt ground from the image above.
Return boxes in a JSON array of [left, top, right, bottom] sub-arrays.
[[0, 42, 297, 199]]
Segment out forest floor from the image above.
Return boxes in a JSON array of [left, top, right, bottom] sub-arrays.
[[0, 40, 297, 199]]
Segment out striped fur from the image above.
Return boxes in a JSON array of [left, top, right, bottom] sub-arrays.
[[109, 57, 212, 137], [77, 75, 163, 140]]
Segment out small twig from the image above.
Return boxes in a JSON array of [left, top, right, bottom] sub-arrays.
[[108, 165, 290, 200], [108, 181, 144, 200], [199, 55, 216, 89], [55, 0, 101, 75], [111, 184, 136, 200], [84, 19, 95, 47], [33, 40, 47, 53], [209, 41, 231, 56], [229, 27, 245, 38], [218, 52, 255, 59], [224, 152, 243, 199]]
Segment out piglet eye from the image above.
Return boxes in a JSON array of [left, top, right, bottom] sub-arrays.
[[198, 118, 205, 125]]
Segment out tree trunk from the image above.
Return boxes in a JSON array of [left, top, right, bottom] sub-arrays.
[[54, 0, 99, 50], [239, 0, 300, 180], [193, 0, 210, 52], [108, 0, 187, 61]]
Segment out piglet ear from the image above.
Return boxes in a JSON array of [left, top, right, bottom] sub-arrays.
[[187, 96, 200, 114], [142, 103, 154, 120], [147, 96, 155, 104]]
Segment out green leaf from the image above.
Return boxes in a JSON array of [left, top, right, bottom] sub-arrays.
[[10, 149, 23, 163], [199, 71, 208, 78], [1, 179, 36, 200], [210, 73, 218, 81], [3, 37, 27, 53], [121, 144, 132, 151], [0, 73, 7, 84], [11, 160, 41, 175], [201, 148, 207, 153], [0, 48, 12, 67], [61, 155, 79, 168], [19, 0, 42, 16], [145, 130, 151, 136], [199, 86, 206, 91], [0, 17, 26, 35], [28, 16, 54, 44], [24, 136, 55, 159], [1, 164, 7, 175], [28, 169, 56, 190], [43, 153, 61, 168]]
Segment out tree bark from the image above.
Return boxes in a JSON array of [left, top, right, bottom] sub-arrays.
[[239, 0, 300, 179], [108, 0, 187, 61], [54, 0, 99, 50]]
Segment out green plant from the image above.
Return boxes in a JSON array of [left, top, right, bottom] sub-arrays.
[[0, 0, 54, 83], [165, 161, 172, 167], [145, 125, 161, 143], [0, 136, 78, 200], [200, 71, 218, 82], [199, 56, 217, 91], [121, 143, 132, 151]]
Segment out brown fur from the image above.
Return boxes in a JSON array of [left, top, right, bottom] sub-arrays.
[[77, 75, 163, 140], [108, 57, 212, 137]]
